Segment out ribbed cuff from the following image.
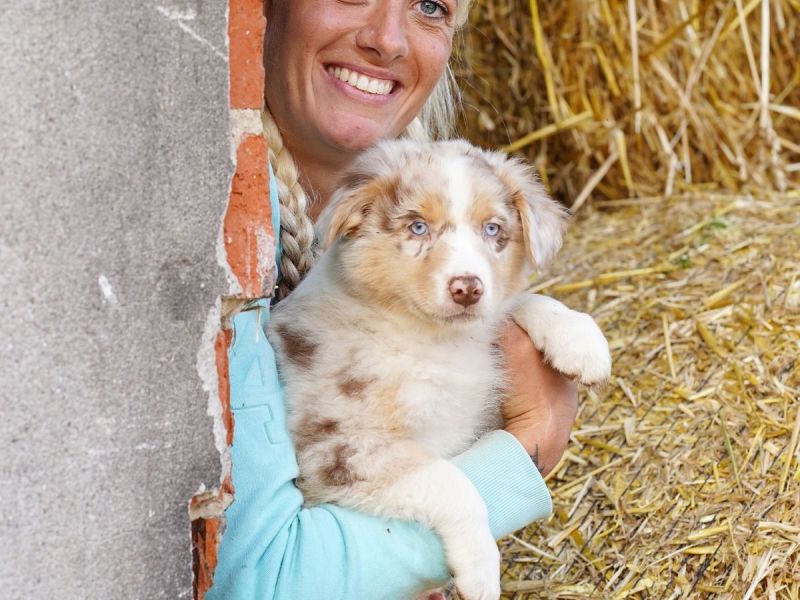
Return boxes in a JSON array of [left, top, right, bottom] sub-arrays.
[[453, 430, 553, 539]]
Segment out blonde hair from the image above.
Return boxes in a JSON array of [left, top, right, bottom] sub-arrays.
[[454, 0, 472, 28], [262, 110, 319, 301], [267, 1, 472, 300]]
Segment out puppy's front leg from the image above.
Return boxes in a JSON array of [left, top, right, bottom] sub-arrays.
[[316, 441, 501, 600], [509, 293, 611, 385]]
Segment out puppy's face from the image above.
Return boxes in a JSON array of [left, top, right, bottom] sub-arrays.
[[317, 140, 567, 325]]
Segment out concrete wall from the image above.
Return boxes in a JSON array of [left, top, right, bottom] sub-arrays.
[[0, 2, 233, 597]]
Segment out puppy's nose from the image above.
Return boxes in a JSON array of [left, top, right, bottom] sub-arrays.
[[449, 276, 483, 307]]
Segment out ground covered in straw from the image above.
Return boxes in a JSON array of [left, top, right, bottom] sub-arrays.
[[497, 192, 800, 598]]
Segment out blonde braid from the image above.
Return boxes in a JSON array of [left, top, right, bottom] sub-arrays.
[[261, 109, 318, 301]]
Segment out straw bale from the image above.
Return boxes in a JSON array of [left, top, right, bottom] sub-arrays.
[[455, 0, 800, 206], [491, 192, 800, 598]]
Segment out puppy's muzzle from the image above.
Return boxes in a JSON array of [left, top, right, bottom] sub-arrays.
[[449, 276, 484, 307]]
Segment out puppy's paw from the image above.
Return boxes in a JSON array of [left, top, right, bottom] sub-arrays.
[[453, 565, 501, 600], [510, 293, 611, 386], [449, 532, 501, 600], [544, 311, 611, 385]]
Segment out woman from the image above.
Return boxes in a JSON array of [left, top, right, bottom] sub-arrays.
[[208, 1, 578, 598]]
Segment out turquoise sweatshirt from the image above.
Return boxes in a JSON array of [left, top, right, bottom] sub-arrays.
[[207, 166, 553, 600]]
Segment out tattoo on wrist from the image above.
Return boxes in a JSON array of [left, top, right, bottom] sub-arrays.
[[530, 444, 545, 474]]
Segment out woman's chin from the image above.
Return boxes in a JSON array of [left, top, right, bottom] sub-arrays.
[[329, 132, 381, 153], [319, 115, 405, 154]]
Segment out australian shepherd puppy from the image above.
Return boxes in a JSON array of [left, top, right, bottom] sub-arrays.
[[267, 139, 611, 600]]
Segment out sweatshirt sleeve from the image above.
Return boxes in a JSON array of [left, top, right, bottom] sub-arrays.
[[207, 304, 552, 600]]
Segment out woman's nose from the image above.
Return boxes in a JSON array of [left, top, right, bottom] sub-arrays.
[[355, 4, 409, 62]]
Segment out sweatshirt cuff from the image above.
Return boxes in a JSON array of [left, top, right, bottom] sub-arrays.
[[452, 430, 553, 539]]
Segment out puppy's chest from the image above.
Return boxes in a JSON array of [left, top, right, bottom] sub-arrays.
[[356, 335, 499, 457]]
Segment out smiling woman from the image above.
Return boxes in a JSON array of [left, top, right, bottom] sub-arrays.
[[205, 2, 579, 599], [264, 0, 454, 157]]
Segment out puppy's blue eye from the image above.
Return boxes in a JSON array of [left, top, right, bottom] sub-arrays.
[[484, 223, 501, 237], [410, 220, 429, 236]]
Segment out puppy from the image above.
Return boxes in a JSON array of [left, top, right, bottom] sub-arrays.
[[267, 139, 611, 600]]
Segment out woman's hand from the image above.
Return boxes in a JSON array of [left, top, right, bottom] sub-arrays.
[[497, 321, 578, 477]]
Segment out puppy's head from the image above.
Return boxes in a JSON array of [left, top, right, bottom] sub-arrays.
[[316, 139, 567, 325]]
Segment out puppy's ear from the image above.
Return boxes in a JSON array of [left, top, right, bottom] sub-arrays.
[[484, 150, 568, 268], [315, 173, 398, 249], [315, 173, 370, 249]]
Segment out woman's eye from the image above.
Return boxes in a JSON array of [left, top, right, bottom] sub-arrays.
[[484, 223, 501, 237], [418, 0, 448, 17], [410, 220, 429, 235]]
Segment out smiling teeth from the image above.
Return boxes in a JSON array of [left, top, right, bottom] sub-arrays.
[[328, 66, 394, 95]]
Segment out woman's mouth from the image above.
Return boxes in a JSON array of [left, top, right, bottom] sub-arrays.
[[325, 65, 395, 96]]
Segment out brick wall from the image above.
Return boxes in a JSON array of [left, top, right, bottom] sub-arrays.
[[190, 2, 274, 598]]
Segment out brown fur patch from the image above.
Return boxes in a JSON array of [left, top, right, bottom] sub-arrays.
[[495, 230, 510, 251], [416, 192, 448, 228], [468, 189, 516, 254], [370, 380, 410, 436], [293, 416, 341, 452], [375, 175, 450, 236], [467, 193, 501, 225], [324, 176, 401, 246], [275, 324, 317, 369], [337, 374, 374, 397], [321, 443, 361, 486]]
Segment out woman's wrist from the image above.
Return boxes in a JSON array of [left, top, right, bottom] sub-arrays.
[[504, 418, 559, 476]]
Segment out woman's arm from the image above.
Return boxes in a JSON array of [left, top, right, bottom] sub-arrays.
[[207, 305, 555, 600]]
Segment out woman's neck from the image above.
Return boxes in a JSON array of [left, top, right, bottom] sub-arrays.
[[283, 140, 358, 222]]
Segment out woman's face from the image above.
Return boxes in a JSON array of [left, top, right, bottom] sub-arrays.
[[264, 0, 457, 160]]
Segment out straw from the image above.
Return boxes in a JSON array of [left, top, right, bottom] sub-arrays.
[[455, 0, 799, 207], [491, 192, 800, 598]]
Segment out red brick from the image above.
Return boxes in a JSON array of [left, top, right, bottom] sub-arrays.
[[192, 512, 221, 600], [214, 329, 234, 448], [223, 133, 275, 298], [229, 0, 265, 108]]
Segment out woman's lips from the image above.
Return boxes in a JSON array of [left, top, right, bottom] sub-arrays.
[[325, 65, 396, 96]]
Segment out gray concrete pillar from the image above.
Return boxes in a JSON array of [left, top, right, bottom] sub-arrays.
[[1, 2, 232, 597]]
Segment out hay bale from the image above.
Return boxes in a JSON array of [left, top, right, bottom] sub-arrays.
[[456, 0, 800, 207], [497, 193, 800, 597]]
